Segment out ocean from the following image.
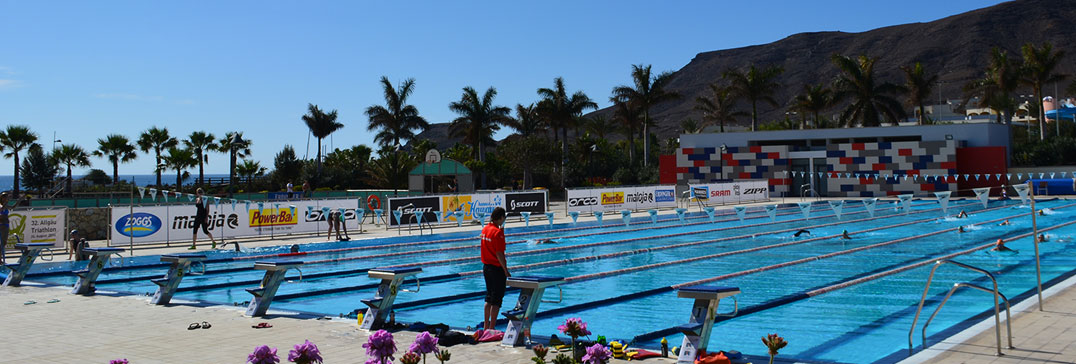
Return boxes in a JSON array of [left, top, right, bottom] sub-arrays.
[[0, 174, 231, 191]]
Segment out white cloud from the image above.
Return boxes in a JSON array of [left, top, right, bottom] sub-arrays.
[[0, 79, 23, 89]]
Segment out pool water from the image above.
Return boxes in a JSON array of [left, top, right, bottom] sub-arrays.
[[18, 198, 1076, 364]]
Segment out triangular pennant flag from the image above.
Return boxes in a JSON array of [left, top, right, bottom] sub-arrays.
[[202, 196, 209, 208], [149, 188, 158, 201], [935, 191, 952, 214], [974, 174, 981, 181], [392, 209, 403, 224], [306, 205, 314, 218], [569, 211, 580, 224], [863, 198, 878, 217], [137, 187, 146, 199], [244, 200, 251, 211], [289, 205, 297, 217], [972, 187, 991, 208], [621, 210, 632, 227], [818, 172, 824, 178], [797, 202, 812, 219], [765, 205, 778, 222], [594, 211, 604, 226], [1013, 184, 1030, 205], [1006, 173, 1012, 181], [1017, 173, 1024, 180], [1050, 172, 1056, 179], [913, 175, 919, 182], [898, 194, 913, 214], [213, 196, 221, 207], [734, 206, 746, 222], [963, 174, 969, 181], [704, 207, 716, 222], [828, 200, 845, 220], [231, 199, 237, 210], [1061, 172, 1068, 178], [648, 209, 658, 224], [984, 174, 991, 181], [162, 190, 169, 202]]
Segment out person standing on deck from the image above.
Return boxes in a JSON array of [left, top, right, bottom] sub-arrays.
[[480, 207, 509, 331]]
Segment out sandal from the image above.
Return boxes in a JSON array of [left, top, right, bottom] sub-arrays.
[[188, 322, 201, 330], [187, 246, 197, 250], [23, 300, 36, 305], [46, 299, 60, 303], [252, 322, 273, 329], [201, 321, 211, 329]]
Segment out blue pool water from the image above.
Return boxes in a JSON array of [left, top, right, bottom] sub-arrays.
[[17, 198, 1076, 363]]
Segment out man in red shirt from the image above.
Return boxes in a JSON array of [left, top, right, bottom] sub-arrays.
[[480, 207, 509, 331]]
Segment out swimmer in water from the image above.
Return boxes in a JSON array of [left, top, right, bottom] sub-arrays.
[[793, 229, 811, 237], [956, 210, 969, 218], [991, 239, 1014, 252], [536, 239, 559, 244], [958, 226, 966, 233], [998, 219, 1011, 226], [840, 230, 852, 240], [1039, 209, 1048, 216], [1038, 234, 1049, 243]]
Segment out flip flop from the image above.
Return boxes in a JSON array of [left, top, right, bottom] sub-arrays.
[[252, 322, 272, 329], [23, 300, 36, 305], [187, 246, 197, 250], [188, 322, 201, 330], [46, 299, 60, 303], [201, 321, 211, 329]]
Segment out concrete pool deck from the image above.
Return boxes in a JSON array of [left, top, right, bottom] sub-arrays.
[[3, 197, 1073, 363]]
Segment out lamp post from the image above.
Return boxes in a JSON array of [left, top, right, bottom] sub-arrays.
[[228, 133, 247, 198], [719, 144, 728, 181]]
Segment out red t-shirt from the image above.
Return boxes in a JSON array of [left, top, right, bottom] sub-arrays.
[[480, 222, 506, 266]]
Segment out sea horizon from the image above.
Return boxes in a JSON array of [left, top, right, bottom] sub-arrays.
[[0, 173, 232, 191]]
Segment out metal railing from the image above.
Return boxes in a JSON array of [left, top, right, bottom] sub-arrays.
[[909, 260, 1013, 356]]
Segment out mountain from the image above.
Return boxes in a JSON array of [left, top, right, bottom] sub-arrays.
[[593, 0, 1076, 137]]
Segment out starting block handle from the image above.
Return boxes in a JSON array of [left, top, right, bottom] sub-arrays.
[[187, 261, 207, 275], [540, 285, 563, 304], [717, 296, 738, 317], [38, 248, 56, 262], [289, 267, 303, 282], [400, 276, 420, 293]]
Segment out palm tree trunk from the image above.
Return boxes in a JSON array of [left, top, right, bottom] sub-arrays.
[[316, 138, 323, 183], [66, 165, 73, 197], [155, 148, 162, 187], [198, 153, 204, 186], [720, 119, 725, 133], [13, 153, 20, 197], [751, 101, 759, 131], [113, 161, 120, 184], [642, 111, 650, 167], [813, 111, 821, 129], [176, 169, 182, 191], [1036, 88, 1046, 140]]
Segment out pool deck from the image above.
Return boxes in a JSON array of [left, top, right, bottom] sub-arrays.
[[3, 198, 1075, 363]]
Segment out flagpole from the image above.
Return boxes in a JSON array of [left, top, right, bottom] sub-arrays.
[[1029, 181, 1043, 311]]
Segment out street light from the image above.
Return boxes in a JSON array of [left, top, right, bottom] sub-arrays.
[[228, 133, 247, 198]]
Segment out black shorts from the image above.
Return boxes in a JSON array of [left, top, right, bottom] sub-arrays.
[[483, 264, 507, 306], [192, 216, 210, 235]]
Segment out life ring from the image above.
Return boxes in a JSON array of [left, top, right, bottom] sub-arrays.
[[367, 195, 381, 210]]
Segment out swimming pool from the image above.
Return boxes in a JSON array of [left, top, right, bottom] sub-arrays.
[[17, 197, 1076, 363]]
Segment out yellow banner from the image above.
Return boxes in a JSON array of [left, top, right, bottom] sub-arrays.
[[248, 209, 298, 227], [601, 192, 624, 205]]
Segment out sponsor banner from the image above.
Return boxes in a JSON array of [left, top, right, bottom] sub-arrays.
[[687, 180, 770, 205], [111, 199, 360, 245], [389, 191, 547, 226], [566, 185, 676, 213], [8, 208, 66, 247]]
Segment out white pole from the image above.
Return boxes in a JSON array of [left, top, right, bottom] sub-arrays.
[[1029, 181, 1043, 311]]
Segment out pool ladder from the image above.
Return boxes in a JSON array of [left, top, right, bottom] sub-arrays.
[[407, 213, 432, 235], [908, 259, 1013, 356]]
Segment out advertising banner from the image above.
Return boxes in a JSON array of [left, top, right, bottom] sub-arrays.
[[111, 199, 360, 245], [686, 180, 770, 206], [388, 191, 548, 226], [8, 208, 66, 248], [566, 185, 678, 213]]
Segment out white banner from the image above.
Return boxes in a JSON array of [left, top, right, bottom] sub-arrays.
[[898, 194, 913, 214], [1013, 184, 1030, 205], [863, 198, 878, 217], [111, 199, 360, 245], [9, 208, 66, 248], [828, 200, 844, 220], [797, 202, 812, 219], [686, 180, 770, 207], [934, 191, 952, 214], [566, 185, 677, 213], [973, 187, 991, 208]]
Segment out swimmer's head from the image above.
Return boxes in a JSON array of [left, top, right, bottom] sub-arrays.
[[995, 239, 1004, 246]]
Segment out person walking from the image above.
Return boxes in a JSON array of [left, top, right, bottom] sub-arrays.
[[189, 188, 217, 250], [480, 207, 509, 331]]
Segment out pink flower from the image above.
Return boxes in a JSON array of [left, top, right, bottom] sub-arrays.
[[247, 345, 280, 364], [109, 360, 129, 364], [409, 331, 439, 355], [557, 318, 591, 339], [362, 330, 397, 364], [581, 343, 612, 364], [287, 340, 323, 364]]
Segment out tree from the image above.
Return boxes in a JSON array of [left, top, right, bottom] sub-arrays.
[[901, 62, 938, 125], [1021, 42, 1067, 140], [538, 77, 598, 175], [236, 159, 266, 192], [366, 76, 429, 148], [612, 65, 679, 166], [217, 131, 252, 159], [183, 131, 216, 186], [680, 119, 702, 134], [789, 83, 833, 129], [21, 145, 58, 194], [408, 139, 437, 162], [611, 99, 642, 165], [585, 115, 617, 142], [449, 86, 512, 162], [94, 134, 137, 184], [0, 125, 40, 197], [365, 147, 417, 194], [694, 82, 746, 132], [160, 147, 197, 191], [723, 64, 783, 131], [83, 169, 111, 185], [325, 145, 373, 189], [51, 144, 91, 196], [272, 145, 303, 187], [505, 103, 545, 138], [137, 126, 178, 187], [831, 54, 907, 127], [301, 103, 344, 183], [964, 47, 1022, 155]]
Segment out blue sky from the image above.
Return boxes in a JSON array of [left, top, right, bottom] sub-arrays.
[[0, 1, 1005, 175]]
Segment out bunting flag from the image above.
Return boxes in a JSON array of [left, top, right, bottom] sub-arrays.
[[1011, 185, 1028, 204], [1016, 173, 1023, 180], [675, 208, 687, 224], [903, 174, 909, 181], [162, 190, 169, 202], [704, 207, 716, 222], [1006, 173, 1012, 181], [818, 172, 824, 178], [1050, 172, 1056, 179], [257, 202, 264, 213], [569, 211, 580, 224], [828, 200, 845, 220], [392, 210, 403, 224], [230, 199, 237, 210], [648, 209, 658, 224], [357, 208, 367, 222], [290, 205, 297, 217], [415, 210, 424, 225], [898, 194, 913, 213], [149, 188, 158, 201], [594, 211, 604, 226], [1039, 173, 1045, 179], [973, 187, 991, 208], [306, 205, 314, 218], [962, 174, 969, 181], [974, 174, 980, 181], [213, 197, 221, 207], [863, 198, 878, 217], [996, 174, 1003, 180], [913, 175, 919, 182], [935, 191, 952, 215], [733, 206, 746, 222], [137, 187, 146, 199], [797, 202, 812, 219], [621, 210, 632, 226], [244, 200, 252, 211], [1062, 172, 1068, 178], [545, 212, 555, 228], [765, 205, 778, 222]]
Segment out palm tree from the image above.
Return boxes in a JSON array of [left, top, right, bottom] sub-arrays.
[[51, 144, 91, 196], [538, 77, 598, 179], [183, 131, 216, 186], [0, 125, 39, 197], [137, 126, 178, 187], [694, 82, 746, 132], [505, 103, 544, 138], [831, 54, 907, 127], [1021, 42, 1067, 140], [611, 99, 642, 165], [585, 115, 617, 142], [448, 86, 512, 162], [964, 47, 1022, 149], [236, 159, 266, 192], [680, 119, 702, 134], [94, 134, 137, 183], [789, 83, 833, 129], [723, 64, 783, 132], [365, 148, 417, 194], [612, 65, 679, 166], [301, 103, 344, 182], [901, 62, 938, 125], [160, 147, 197, 191], [217, 131, 252, 159], [366, 76, 430, 148]]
